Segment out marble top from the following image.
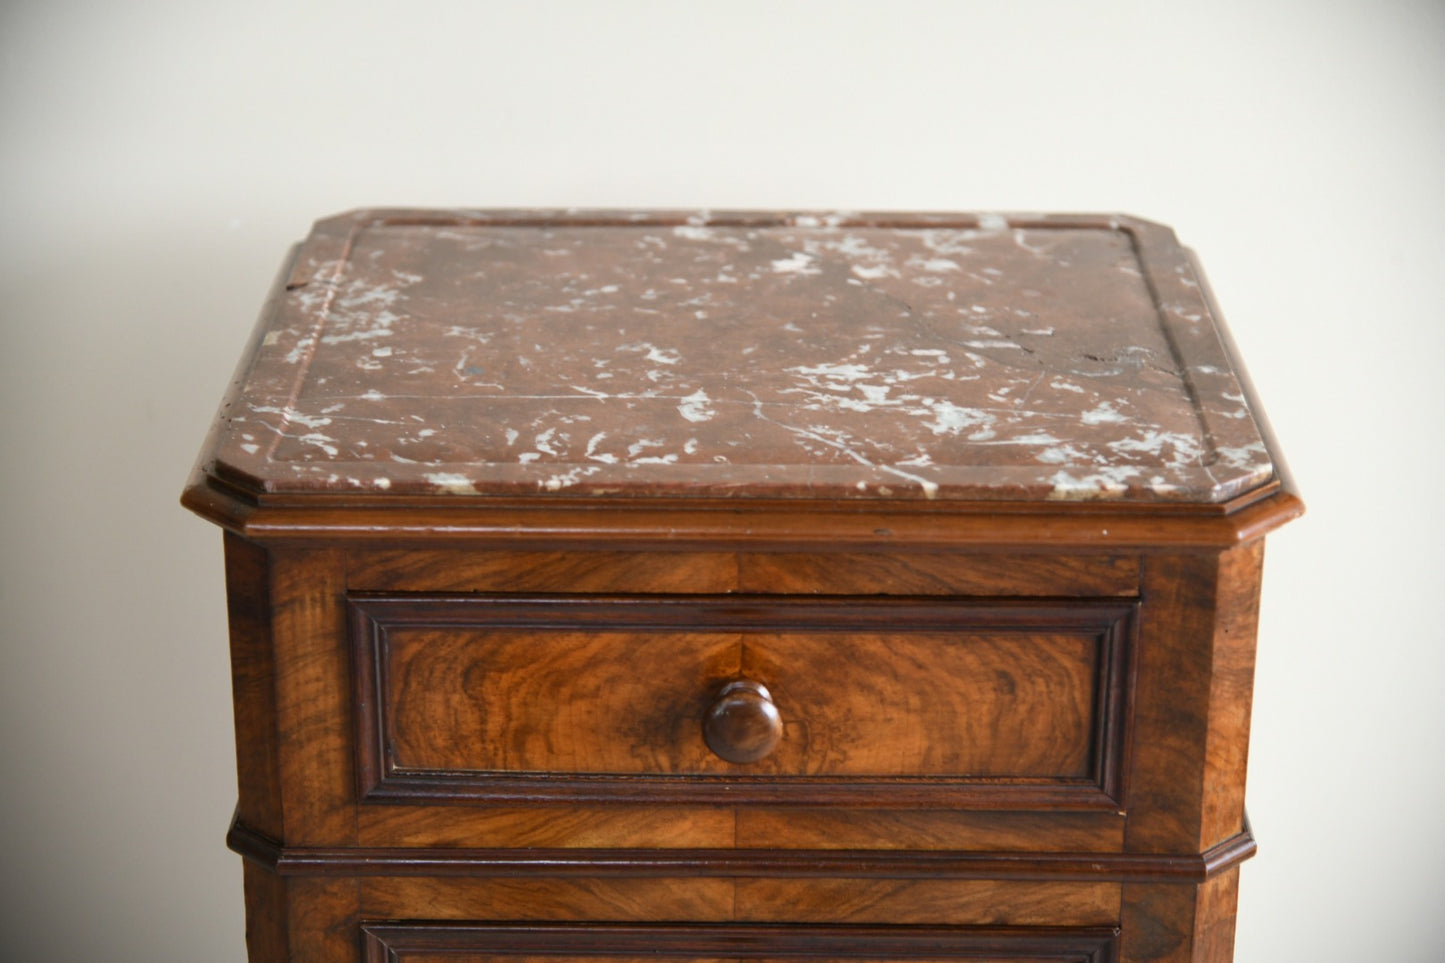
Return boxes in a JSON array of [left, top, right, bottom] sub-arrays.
[[206, 210, 1275, 503]]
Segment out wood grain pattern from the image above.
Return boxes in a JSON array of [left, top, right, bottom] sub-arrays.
[[383, 628, 738, 774], [734, 878, 1119, 926], [1190, 871, 1240, 963], [1199, 545, 1264, 851], [240, 860, 288, 963], [738, 552, 1138, 597], [287, 877, 361, 963], [1119, 870, 1241, 963], [735, 809, 1125, 853], [1124, 548, 1263, 854], [272, 549, 355, 845], [362, 877, 732, 922], [348, 548, 1136, 598], [359, 804, 736, 850], [1119, 883, 1195, 963], [224, 533, 284, 842], [362, 921, 1121, 963], [741, 630, 1097, 777], [354, 595, 1133, 807], [1122, 554, 1217, 854], [347, 549, 739, 595], [378, 627, 1096, 778]]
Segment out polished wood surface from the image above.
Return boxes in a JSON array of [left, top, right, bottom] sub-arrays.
[[350, 594, 1133, 808], [188, 211, 1301, 961], [702, 680, 783, 764]]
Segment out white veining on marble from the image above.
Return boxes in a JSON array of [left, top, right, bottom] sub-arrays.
[[222, 217, 1272, 502], [677, 389, 715, 423], [771, 251, 820, 275]]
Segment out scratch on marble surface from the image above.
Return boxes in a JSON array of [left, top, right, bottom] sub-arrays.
[[745, 390, 941, 499]]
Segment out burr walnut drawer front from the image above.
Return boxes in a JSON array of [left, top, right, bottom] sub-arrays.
[[350, 594, 1136, 809]]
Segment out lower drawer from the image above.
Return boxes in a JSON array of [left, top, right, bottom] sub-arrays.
[[361, 921, 1120, 963]]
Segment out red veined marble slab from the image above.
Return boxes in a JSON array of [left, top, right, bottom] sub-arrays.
[[204, 209, 1273, 503]]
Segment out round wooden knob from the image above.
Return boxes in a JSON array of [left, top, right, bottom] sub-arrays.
[[703, 680, 782, 764]]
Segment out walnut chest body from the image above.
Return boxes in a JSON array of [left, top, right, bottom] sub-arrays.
[[184, 210, 1301, 962]]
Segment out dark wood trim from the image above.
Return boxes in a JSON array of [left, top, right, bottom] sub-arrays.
[[228, 815, 1254, 885], [360, 775, 1119, 810], [360, 920, 1120, 962], [350, 593, 1137, 631], [351, 595, 1136, 809]]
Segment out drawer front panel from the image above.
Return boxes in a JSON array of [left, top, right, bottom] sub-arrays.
[[362, 922, 1121, 963], [352, 596, 1135, 808]]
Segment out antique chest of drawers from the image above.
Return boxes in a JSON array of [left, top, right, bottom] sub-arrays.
[[184, 209, 1302, 962]]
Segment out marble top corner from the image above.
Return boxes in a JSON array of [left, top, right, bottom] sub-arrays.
[[207, 209, 1275, 503]]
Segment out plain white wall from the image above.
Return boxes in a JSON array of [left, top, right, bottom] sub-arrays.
[[2, 2, 1441, 959]]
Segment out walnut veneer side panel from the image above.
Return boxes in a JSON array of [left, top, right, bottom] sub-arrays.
[[225, 537, 364, 846], [225, 533, 284, 842], [286, 878, 362, 963], [1190, 870, 1242, 962], [239, 869, 363, 963], [1199, 545, 1264, 851], [1118, 871, 1240, 963], [270, 548, 356, 845], [240, 860, 289, 963], [1124, 547, 1263, 854]]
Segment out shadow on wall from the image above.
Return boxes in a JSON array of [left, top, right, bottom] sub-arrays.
[[0, 223, 303, 962]]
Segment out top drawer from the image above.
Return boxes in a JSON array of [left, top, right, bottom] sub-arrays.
[[351, 593, 1135, 810]]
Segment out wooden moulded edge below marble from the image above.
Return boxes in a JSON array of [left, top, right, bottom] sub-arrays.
[[181, 470, 1302, 551], [226, 809, 1257, 885]]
